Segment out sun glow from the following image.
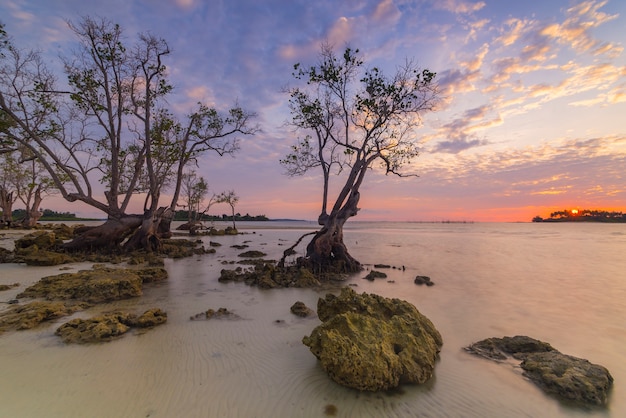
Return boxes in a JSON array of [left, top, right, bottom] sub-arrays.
[[571, 209, 579, 215]]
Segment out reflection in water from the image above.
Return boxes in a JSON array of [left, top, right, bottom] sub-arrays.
[[0, 222, 624, 417]]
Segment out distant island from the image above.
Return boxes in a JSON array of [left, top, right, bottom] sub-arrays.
[[532, 209, 626, 223]]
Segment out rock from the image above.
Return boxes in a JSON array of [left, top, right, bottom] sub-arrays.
[[218, 264, 320, 288], [17, 266, 146, 303], [238, 250, 266, 258], [363, 270, 387, 281], [55, 312, 134, 343], [190, 307, 240, 320], [290, 301, 315, 317], [55, 308, 167, 343], [303, 287, 442, 391], [51, 224, 75, 240], [291, 267, 321, 287], [0, 301, 89, 334], [0, 247, 15, 263], [22, 249, 74, 266], [414, 275, 434, 286], [465, 336, 613, 406], [15, 231, 58, 251], [134, 267, 169, 284], [133, 308, 167, 327], [374, 264, 391, 269]]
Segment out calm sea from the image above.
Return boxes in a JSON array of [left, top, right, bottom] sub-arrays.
[[0, 221, 625, 417]]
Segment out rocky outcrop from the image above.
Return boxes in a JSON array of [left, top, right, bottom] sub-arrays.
[[190, 307, 241, 320], [55, 308, 167, 344], [219, 264, 321, 288], [302, 287, 442, 391], [466, 336, 613, 406], [0, 301, 89, 334], [17, 265, 168, 303]]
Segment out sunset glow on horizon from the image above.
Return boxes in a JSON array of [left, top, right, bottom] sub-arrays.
[[1, 0, 624, 222]]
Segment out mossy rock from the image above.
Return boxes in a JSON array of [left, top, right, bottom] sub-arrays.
[[15, 231, 58, 251], [55, 308, 167, 344], [290, 301, 315, 317], [0, 301, 89, 334], [466, 336, 613, 406], [132, 308, 167, 327], [22, 249, 74, 266], [303, 287, 442, 391], [17, 266, 145, 303], [55, 312, 134, 343]]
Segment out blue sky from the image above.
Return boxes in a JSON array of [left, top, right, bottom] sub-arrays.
[[2, 0, 625, 221]]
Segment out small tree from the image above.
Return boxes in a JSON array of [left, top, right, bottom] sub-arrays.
[[180, 170, 208, 223], [217, 190, 239, 230], [281, 44, 438, 273]]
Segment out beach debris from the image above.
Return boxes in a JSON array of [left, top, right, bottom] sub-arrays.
[[55, 308, 167, 344], [290, 301, 315, 317], [303, 287, 443, 391], [363, 270, 387, 281], [465, 336, 613, 406], [414, 275, 434, 286]]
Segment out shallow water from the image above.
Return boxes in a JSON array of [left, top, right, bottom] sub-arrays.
[[1, 222, 625, 417]]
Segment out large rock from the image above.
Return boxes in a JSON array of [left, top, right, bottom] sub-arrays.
[[17, 266, 151, 303], [466, 336, 613, 406], [302, 287, 442, 391]]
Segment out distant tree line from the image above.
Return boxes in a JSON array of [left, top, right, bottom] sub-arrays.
[[173, 211, 268, 222], [533, 209, 626, 223]]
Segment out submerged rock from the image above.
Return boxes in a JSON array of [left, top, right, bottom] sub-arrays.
[[219, 264, 321, 288], [303, 287, 442, 391], [363, 270, 387, 281], [465, 336, 613, 406], [414, 276, 434, 286]]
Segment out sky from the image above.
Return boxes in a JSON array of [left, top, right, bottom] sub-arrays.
[[1, 0, 625, 222]]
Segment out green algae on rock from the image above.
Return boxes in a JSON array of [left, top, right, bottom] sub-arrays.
[[303, 287, 442, 391]]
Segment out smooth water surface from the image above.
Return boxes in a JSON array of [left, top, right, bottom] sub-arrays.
[[1, 222, 625, 417]]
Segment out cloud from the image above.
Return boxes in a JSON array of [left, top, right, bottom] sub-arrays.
[[432, 0, 486, 14], [540, 0, 622, 57]]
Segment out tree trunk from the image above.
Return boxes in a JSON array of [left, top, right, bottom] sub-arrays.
[[62, 215, 144, 251], [20, 188, 43, 228], [123, 207, 174, 252], [304, 191, 362, 274], [0, 187, 14, 226]]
